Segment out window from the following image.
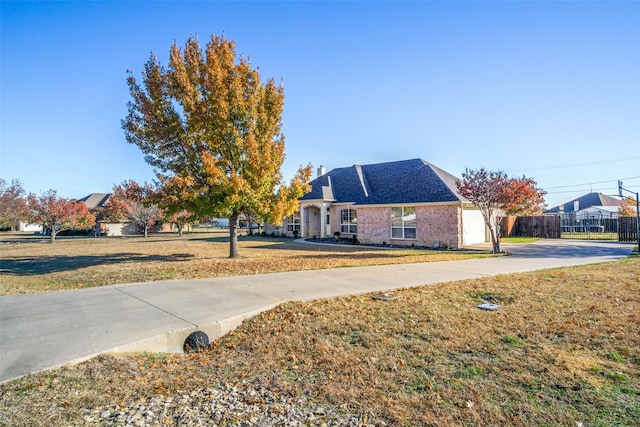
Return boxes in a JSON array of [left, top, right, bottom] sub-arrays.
[[340, 209, 357, 234], [286, 212, 300, 232], [391, 207, 416, 239]]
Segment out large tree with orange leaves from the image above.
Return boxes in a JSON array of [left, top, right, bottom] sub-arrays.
[[123, 34, 311, 258]]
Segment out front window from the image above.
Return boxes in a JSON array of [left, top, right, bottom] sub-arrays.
[[340, 209, 357, 234], [287, 212, 300, 232], [391, 207, 416, 239]]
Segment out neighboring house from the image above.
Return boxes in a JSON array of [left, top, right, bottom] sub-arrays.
[[78, 193, 136, 236], [295, 158, 487, 249], [545, 192, 622, 214], [546, 193, 631, 234], [100, 221, 139, 236], [16, 222, 43, 232], [79, 193, 175, 236]]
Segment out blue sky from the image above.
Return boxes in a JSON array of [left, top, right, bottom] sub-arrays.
[[2, 1, 639, 208]]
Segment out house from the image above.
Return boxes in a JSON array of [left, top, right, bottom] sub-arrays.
[[16, 222, 43, 233], [78, 193, 137, 236], [545, 192, 622, 214], [79, 193, 176, 236], [545, 193, 633, 234], [294, 159, 487, 249]]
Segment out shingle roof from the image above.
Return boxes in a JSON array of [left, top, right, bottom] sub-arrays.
[[545, 192, 622, 213], [300, 159, 465, 205], [78, 193, 110, 209]]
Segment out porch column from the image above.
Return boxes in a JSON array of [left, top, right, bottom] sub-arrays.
[[299, 205, 306, 238], [320, 204, 327, 238]]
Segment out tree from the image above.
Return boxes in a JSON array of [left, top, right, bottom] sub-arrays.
[[154, 179, 199, 237], [27, 190, 95, 243], [456, 168, 546, 253], [0, 179, 28, 230], [108, 180, 162, 238], [123, 34, 311, 258], [618, 197, 637, 217], [499, 175, 547, 216], [163, 209, 196, 236]]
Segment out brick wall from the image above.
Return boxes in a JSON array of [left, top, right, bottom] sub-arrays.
[[328, 205, 348, 237], [332, 204, 462, 248], [358, 207, 391, 244], [415, 205, 462, 249]]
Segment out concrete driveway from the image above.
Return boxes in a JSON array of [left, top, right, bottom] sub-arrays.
[[0, 239, 634, 383]]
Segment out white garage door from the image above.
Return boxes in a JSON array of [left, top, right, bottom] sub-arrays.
[[462, 209, 487, 246]]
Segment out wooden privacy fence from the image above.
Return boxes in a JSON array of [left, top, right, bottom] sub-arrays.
[[502, 215, 638, 242], [618, 216, 638, 243], [502, 216, 561, 239]]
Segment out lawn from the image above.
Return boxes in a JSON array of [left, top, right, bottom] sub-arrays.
[[0, 230, 494, 295], [1, 256, 638, 426], [560, 232, 619, 241], [500, 237, 539, 243]]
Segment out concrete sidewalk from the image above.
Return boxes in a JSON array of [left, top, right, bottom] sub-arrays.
[[0, 239, 633, 383]]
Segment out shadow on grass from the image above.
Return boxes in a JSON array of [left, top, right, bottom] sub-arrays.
[[243, 239, 379, 253], [245, 240, 480, 259], [0, 253, 194, 276], [184, 234, 289, 244], [247, 237, 482, 252]]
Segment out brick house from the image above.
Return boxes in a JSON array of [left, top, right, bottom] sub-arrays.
[[294, 158, 487, 248], [78, 193, 172, 236]]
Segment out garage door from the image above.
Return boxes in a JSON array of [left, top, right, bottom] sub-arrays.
[[462, 209, 486, 246]]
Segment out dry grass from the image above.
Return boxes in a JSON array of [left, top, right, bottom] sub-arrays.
[[1, 258, 638, 426], [0, 230, 492, 295]]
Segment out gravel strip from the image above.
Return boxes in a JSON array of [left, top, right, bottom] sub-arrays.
[[82, 380, 386, 426]]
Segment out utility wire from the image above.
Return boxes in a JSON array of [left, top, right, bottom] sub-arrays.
[[544, 176, 640, 190], [546, 184, 640, 195]]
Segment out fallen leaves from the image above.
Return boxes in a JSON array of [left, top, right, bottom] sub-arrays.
[[1, 247, 639, 426]]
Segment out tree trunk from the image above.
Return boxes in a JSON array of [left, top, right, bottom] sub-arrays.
[[178, 223, 184, 237], [50, 228, 57, 244], [229, 213, 240, 258], [490, 227, 500, 253], [144, 223, 149, 238]]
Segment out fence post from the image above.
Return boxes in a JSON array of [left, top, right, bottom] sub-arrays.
[[618, 181, 640, 249]]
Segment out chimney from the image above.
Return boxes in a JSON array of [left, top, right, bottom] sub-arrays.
[[317, 165, 326, 178]]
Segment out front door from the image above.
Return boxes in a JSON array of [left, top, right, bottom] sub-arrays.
[[305, 206, 321, 238]]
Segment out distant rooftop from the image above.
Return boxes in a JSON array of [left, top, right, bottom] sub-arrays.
[[545, 192, 622, 214], [78, 193, 110, 209]]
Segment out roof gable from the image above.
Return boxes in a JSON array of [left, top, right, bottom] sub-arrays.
[[300, 159, 464, 205]]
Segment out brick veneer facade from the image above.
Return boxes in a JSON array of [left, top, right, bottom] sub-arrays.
[[328, 204, 462, 248]]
